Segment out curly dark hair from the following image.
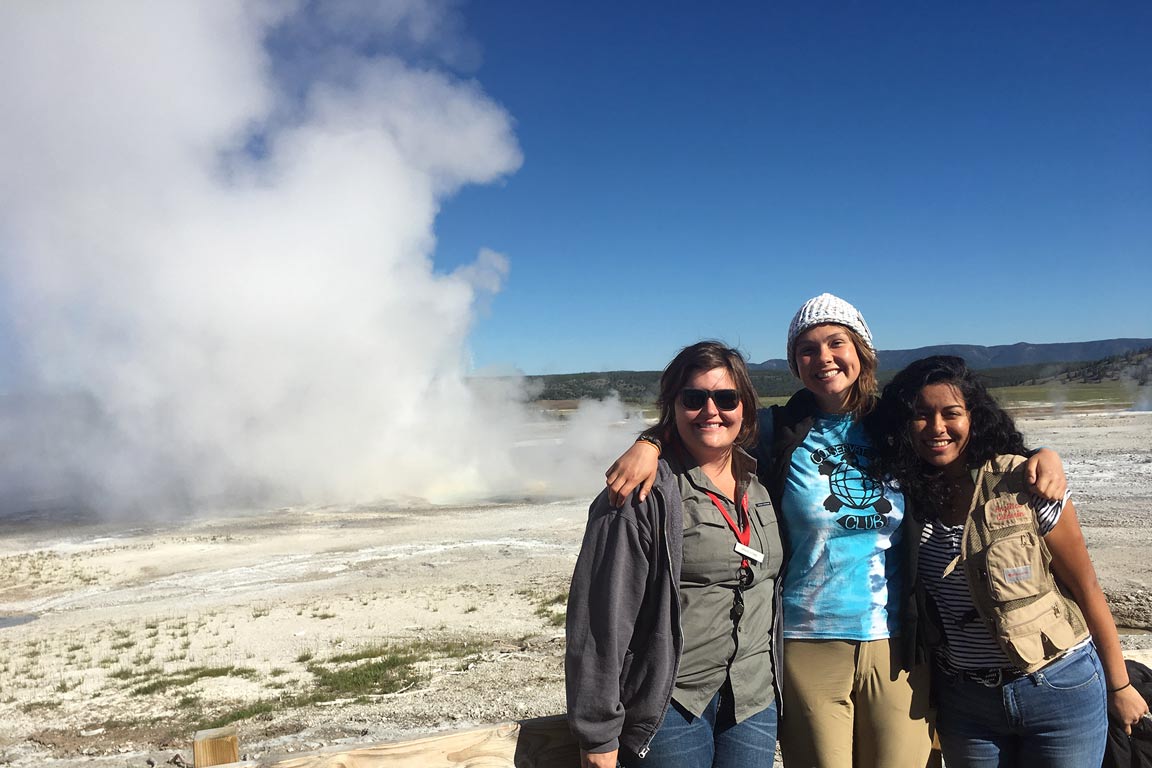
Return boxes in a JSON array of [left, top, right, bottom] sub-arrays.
[[864, 355, 1028, 520]]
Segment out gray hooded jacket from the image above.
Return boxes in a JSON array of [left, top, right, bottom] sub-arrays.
[[565, 461, 683, 758]]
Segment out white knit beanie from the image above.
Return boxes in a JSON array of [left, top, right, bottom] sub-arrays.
[[786, 293, 875, 376]]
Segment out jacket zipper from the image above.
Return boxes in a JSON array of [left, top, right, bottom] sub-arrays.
[[637, 485, 682, 759]]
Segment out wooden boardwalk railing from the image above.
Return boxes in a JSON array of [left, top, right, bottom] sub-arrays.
[[195, 715, 580, 768]]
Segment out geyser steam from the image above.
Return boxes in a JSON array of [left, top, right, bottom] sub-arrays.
[[0, 2, 626, 515]]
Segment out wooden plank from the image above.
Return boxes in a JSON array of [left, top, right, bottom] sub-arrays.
[[194, 724, 240, 768], [266, 715, 579, 768]]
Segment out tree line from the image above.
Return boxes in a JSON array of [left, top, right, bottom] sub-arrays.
[[523, 348, 1152, 404]]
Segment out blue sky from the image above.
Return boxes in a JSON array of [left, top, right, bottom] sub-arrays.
[[433, 1, 1152, 374], [0, 2, 1146, 510], [1, 2, 1149, 385]]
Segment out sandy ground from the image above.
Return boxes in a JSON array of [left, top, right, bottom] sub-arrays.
[[2, 410, 1151, 767]]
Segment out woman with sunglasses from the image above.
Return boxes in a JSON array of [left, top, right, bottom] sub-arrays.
[[566, 341, 784, 768], [602, 295, 1067, 768], [864, 355, 1148, 767]]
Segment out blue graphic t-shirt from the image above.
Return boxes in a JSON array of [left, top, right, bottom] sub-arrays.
[[761, 408, 906, 640]]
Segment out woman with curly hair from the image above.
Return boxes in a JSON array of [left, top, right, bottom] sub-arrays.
[[866, 355, 1149, 767]]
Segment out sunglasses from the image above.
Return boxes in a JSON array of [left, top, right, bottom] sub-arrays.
[[679, 388, 741, 411]]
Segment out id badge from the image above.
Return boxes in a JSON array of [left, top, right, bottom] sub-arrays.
[[734, 542, 764, 564]]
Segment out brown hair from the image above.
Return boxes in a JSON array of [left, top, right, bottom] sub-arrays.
[[841, 325, 878, 418], [654, 341, 759, 449]]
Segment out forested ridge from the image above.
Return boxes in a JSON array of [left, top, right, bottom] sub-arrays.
[[525, 347, 1152, 404]]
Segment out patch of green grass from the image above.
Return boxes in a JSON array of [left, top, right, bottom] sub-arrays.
[[532, 590, 568, 627], [992, 380, 1137, 409], [198, 699, 283, 730], [131, 666, 257, 696], [308, 639, 481, 700], [308, 652, 423, 698], [111, 639, 489, 733], [326, 645, 401, 664], [111, 664, 165, 684], [55, 677, 82, 693]]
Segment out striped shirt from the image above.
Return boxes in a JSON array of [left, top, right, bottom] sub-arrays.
[[918, 491, 1069, 670]]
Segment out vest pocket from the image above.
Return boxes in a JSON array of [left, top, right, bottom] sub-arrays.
[[982, 493, 1032, 530], [983, 531, 1045, 602], [994, 591, 1077, 669]]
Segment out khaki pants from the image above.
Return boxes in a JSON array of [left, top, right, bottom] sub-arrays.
[[780, 638, 936, 768]]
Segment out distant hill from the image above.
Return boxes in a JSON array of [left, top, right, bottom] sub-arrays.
[[750, 338, 1152, 372], [531, 340, 1152, 403]]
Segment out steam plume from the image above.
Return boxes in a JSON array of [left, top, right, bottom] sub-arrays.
[[0, 1, 627, 516]]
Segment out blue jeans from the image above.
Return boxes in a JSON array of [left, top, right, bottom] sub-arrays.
[[935, 642, 1107, 768], [622, 685, 778, 768]]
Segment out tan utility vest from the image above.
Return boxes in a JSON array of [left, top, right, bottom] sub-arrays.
[[941, 455, 1090, 673]]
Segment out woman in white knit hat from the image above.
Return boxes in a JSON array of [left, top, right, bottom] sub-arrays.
[[602, 293, 1067, 768]]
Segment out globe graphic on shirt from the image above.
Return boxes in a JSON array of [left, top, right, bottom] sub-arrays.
[[828, 463, 884, 509]]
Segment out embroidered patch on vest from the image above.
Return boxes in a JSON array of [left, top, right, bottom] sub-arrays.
[[987, 498, 1030, 527], [1002, 564, 1033, 584]]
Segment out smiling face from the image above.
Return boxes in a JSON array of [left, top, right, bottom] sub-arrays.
[[793, 324, 862, 413], [910, 382, 972, 476], [674, 366, 743, 465]]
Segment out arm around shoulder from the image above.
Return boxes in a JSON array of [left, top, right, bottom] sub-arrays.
[[605, 438, 662, 507], [1024, 448, 1067, 502]]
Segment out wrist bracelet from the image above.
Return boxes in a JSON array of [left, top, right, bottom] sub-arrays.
[[636, 434, 662, 455], [1109, 681, 1133, 693]]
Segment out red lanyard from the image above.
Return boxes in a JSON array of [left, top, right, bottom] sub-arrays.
[[704, 490, 750, 566]]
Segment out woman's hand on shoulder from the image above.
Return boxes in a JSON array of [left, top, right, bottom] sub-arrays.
[[1109, 684, 1150, 735], [605, 441, 660, 507], [581, 748, 619, 768], [1025, 448, 1067, 502]]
